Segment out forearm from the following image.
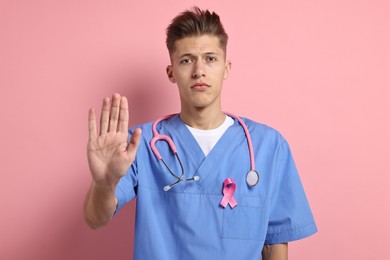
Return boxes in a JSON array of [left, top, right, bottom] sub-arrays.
[[83, 182, 118, 229], [262, 243, 288, 260]]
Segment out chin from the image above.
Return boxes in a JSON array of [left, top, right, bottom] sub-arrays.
[[182, 96, 219, 110], [192, 100, 212, 108]]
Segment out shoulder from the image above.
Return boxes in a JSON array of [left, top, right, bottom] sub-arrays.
[[239, 116, 287, 145], [126, 122, 152, 142], [128, 114, 179, 134], [129, 120, 154, 135]]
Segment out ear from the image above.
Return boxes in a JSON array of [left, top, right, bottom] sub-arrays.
[[166, 65, 176, 83], [223, 60, 232, 80]]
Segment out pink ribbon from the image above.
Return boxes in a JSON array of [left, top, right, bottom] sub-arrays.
[[220, 178, 238, 208]]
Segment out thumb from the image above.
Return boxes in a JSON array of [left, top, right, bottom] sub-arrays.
[[127, 128, 142, 157]]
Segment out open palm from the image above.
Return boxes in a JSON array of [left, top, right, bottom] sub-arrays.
[[87, 94, 141, 186]]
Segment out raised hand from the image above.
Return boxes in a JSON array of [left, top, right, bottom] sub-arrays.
[[87, 93, 141, 187]]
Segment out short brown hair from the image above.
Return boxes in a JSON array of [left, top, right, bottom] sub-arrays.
[[166, 6, 228, 54]]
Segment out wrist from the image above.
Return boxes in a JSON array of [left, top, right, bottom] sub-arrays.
[[92, 176, 119, 192], [85, 180, 118, 229]]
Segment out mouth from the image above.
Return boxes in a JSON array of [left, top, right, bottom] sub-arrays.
[[191, 82, 210, 90]]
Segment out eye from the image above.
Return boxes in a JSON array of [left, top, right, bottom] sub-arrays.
[[180, 58, 193, 64], [206, 56, 217, 62]]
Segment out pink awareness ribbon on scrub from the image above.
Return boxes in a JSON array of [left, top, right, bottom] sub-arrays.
[[220, 178, 238, 208]]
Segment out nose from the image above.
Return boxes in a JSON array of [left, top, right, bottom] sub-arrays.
[[192, 61, 206, 78]]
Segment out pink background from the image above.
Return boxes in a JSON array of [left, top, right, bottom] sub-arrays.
[[1, 0, 389, 259]]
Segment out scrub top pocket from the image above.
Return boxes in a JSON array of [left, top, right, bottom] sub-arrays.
[[221, 197, 266, 241]]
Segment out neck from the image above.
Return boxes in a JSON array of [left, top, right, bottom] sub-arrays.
[[179, 106, 225, 130]]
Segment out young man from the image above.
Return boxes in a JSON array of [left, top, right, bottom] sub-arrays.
[[84, 7, 317, 260]]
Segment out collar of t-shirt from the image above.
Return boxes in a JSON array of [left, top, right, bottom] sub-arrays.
[[185, 115, 234, 156]]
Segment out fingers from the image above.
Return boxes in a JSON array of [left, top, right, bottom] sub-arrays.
[[108, 94, 121, 133], [98, 94, 129, 135], [88, 108, 98, 141], [118, 96, 129, 134], [100, 97, 110, 134], [127, 128, 142, 157]]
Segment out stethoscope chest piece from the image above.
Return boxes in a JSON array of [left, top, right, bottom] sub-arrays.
[[246, 170, 259, 187]]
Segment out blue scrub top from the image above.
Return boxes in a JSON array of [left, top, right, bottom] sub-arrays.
[[115, 115, 317, 260]]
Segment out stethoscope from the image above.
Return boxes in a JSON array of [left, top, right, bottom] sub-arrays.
[[150, 113, 260, 191]]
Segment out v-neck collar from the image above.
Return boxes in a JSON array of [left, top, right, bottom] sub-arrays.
[[164, 115, 243, 193]]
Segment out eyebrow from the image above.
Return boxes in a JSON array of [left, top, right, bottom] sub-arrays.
[[178, 52, 219, 58]]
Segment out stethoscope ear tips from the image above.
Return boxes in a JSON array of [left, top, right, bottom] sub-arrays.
[[163, 185, 172, 191], [193, 176, 200, 181]]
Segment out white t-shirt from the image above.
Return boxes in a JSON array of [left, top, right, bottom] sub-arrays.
[[185, 115, 234, 156]]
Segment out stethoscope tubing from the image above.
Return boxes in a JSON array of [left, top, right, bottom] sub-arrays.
[[224, 112, 256, 172], [150, 113, 257, 190], [151, 114, 178, 160]]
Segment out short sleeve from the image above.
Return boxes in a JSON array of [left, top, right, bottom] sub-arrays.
[[114, 162, 138, 215], [265, 140, 317, 244]]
